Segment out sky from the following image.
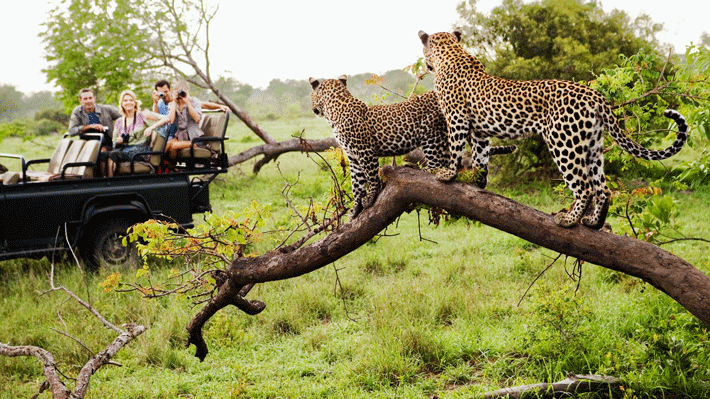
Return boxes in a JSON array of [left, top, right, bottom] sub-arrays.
[[1, 0, 708, 94]]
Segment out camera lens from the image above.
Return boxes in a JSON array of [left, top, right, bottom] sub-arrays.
[[178, 89, 186, 98], [159, 92, 165, 98]]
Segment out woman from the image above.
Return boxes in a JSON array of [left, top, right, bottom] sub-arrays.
[[144, 80, 204, 160], [106, 90, 161, 177]]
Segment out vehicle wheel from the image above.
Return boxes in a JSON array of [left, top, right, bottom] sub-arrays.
[[82, 218, 140, 271]]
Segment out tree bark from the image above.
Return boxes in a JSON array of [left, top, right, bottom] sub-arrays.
[[187, 166, 710, 360]]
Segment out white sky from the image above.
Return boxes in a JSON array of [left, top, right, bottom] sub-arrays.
[[1, 0, 708, 94]]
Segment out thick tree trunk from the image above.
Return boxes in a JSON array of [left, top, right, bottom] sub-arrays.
[[187, 166, 710, 360]]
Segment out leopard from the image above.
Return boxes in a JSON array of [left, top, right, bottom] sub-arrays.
[[417, 28, 689, 229], [309, 75, 516, 218]]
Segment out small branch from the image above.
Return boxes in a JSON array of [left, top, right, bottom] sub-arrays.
[[657, 237, 710, 246], [482, 373, 621, 398]]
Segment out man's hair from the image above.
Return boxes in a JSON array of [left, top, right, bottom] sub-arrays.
[[154, 79, 171, 90], [78, 88, 94, 99]]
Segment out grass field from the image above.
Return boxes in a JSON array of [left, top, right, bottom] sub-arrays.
[[1, 118, 709, 398]]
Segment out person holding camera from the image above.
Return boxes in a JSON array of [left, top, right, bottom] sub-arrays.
[[145, 80, 205, 160], [106, 89, 161, 177]]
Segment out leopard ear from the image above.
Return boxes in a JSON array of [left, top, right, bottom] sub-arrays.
[[309, 77, 320, 90], [452, 27, 463, 42], [418, 30, 429, 45], [338, 75, 347, 87]]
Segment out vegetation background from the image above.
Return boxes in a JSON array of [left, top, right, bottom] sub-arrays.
[[2, 0, 710, 397]]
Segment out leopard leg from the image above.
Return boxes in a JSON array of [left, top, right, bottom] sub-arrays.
[[421, 137, 443, 172], [347, 154, 367, 219], [436, 115, 468, 181], [581, 147, 611, 228], [469, 135, 490, 189], [549, 137, 591, 227], [361, 155, 382, 210]]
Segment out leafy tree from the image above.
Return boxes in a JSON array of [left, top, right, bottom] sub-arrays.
[[456, 0, 661, 81], [455, 0, 666, 178], [0, 85, 23, 122], [41, 0, 153, 110]]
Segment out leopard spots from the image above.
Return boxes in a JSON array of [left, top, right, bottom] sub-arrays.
[[418, 28, 689, 229]]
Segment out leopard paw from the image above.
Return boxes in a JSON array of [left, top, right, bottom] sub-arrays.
[[349, 203, 363, 219], [553, 210, 579, 227], [435, 168, 457, 182], [362, 192, 378, 209]]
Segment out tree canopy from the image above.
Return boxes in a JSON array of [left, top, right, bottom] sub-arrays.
[[456, 0, 662, 81]]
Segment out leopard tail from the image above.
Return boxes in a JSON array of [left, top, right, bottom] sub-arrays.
[[606, 108, 689, 161]]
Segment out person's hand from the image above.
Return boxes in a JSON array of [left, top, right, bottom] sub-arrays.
[[116, 135, 124, 145], [144, 126, 154, 137], [82, 123, 105, 132], [152, 90, 161, 104]]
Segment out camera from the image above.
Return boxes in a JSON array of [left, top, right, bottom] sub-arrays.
[[159, 92, 165, 98], [177, 89, 187, 98], [121, 133, 130, 144]]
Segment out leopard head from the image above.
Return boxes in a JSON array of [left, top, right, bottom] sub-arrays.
[[418, 28, 463, 72], [309, 75, 349, 120]]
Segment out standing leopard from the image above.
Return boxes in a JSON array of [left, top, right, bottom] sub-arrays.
[[309, 75, 516, 218], [417, 28, 689, 229]]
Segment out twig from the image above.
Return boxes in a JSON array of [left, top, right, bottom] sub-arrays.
[[657, 237, 710, 245], [517, 253, 563, 307]]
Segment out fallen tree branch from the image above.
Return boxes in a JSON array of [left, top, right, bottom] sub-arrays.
[[185, 166, 710, 361], [1, 260, 146, 398], [481, 373, 621, 398], [228, 137, 339, 172]]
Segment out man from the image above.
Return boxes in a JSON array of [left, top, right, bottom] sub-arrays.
[[68, 88, 121, 177], [68, 88, 122, 151], [151, 79, 229, 141], [152, 79, 229, 117]]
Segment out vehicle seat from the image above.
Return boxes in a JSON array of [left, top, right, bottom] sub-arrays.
[[115, 131, 167, 175], [174, 110, 229, 168]]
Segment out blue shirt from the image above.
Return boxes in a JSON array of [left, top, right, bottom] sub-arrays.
[[87, 112, 100, 125], [157, 99, 171, 138]]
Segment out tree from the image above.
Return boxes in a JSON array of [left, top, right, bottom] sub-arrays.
[[0, 85, 23, 122], [122, 165, 710, 363], [454, 0, 669, 178], [0, 262, 144, 399], [456, 0, 661, 81], [41, 0, 151, 110]]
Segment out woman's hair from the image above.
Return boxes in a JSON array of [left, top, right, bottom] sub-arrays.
[[174, 80, 189, 92], [118, 89, 142, 116]]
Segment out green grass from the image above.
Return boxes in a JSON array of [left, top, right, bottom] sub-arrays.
[[2, 119, 710, 398]]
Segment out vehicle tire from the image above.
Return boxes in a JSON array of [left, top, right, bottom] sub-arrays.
[[82, 218, 140, 272]]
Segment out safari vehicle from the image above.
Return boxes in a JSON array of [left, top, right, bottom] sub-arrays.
[[0, 110, 229, 270]]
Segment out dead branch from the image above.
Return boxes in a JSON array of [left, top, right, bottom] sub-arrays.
[[228, 136, 339, 172], [185, 166, 710, 361], [1, 260, 145, 398], [481, 373, 621, 398]]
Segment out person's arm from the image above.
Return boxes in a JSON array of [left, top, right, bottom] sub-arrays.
[[167, 100, 177, 124], [143, 114, 171, 137], [185, 97, 201, 123], [140, 109, 162, 121], [201, 101, 229, 112], [67, 106, 84, 136], [108, 105, 122, 121], [152, 91, 161, 113], [113, 119, 123, 145]]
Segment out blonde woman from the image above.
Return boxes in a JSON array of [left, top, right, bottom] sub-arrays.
[[144, 80, 204, 160], [106, 89, 161, 177]]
